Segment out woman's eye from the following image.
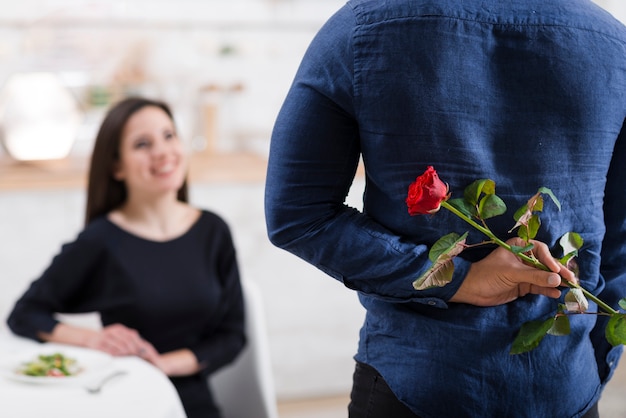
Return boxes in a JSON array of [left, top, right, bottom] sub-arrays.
[[164, 131, 176, 140], [134, 139, 150, 149]]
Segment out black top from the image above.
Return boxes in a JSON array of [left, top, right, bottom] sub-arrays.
[[7, 210, 246, 418]]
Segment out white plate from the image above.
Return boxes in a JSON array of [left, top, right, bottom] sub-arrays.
[[0, 344, 113, 385]]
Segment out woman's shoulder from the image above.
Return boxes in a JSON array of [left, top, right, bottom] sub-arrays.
[[197, 209, 232, 232], [193, 209, 238, 244], [73, 216, 121, 247], [82, 216, 117, 236], [51, 217, 117, 260]]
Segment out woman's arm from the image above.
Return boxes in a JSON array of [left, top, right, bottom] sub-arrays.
[[7, 233, 106, 340], [40, 321, 197, 375], [145, 218, 245, 378], [39, 322, 152, 358], [139, 348, 202, 377], [8, 226, 154, 358]]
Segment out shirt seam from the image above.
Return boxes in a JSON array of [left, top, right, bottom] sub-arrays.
[[353, 13, 626, 46]]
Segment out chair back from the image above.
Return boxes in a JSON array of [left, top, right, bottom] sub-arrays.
[[209, 280, 279, 418]]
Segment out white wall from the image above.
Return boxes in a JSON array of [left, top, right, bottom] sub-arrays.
[[594, 0, 626, 23]]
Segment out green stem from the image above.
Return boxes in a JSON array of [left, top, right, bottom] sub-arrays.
[[441, 201, 512, 253], [440, 201, 619, 315], [567, 282, 618, 315]]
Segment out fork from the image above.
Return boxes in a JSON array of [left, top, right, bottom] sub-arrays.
[[84, 370, 128, 394]]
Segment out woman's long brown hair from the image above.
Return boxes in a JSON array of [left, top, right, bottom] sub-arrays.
[[85, 97, 188, 225]]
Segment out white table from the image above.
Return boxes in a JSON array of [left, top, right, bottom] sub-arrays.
[[0, 332, 187, 418]]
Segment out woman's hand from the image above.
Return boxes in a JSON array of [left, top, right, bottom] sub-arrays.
[[40, 322, 153, 358], [85, 323, 151, 357], [138, 347, 202, 377], [449, 238, 576, 307], [43, 322, 201, 376]]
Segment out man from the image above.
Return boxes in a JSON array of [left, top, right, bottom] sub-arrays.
[[265, 1, 626, 416]]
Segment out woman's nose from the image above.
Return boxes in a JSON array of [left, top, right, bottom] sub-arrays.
[[151, 138, 170, 156]]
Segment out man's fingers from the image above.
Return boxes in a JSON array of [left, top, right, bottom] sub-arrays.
[[524, 268, 560, 288], [510, 238, 577, 285], [527, 284, 562, 299]]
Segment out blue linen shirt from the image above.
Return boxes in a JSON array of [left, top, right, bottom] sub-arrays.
[[265, 0, 626, 416]]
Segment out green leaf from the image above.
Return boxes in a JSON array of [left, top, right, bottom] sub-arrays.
[[510, 244, 534, 254], [510, 200, 538, 235], [510, 317, 555, 354], [513, 204, 528, 223], [447, 198, 475, 218], [538, 187, 561, 211], [559, 252, 576, 267], [412, 260, 455, 290], [428, 232, 468, 262], [619, 298, 626, 311], [547, 315, 571, 336], [512, 187, 560, 225], [478, 193, 507, 220], [464, 179, 495, 206], [414, 232, 468, 290], [527, 215, 541, 240], [517, 215, 541, 241], [559, 232, 583, 256], [605, 314, 626, 347]]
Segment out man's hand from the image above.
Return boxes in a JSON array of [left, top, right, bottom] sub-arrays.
[[449, 238, 576, 306]]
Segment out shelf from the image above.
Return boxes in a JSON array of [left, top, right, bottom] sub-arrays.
[[0, 152, 268, 191]]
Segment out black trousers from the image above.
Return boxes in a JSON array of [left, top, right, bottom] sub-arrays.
[[348, 362, 600, 418]]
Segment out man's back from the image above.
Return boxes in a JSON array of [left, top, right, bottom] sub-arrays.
[[266, 0, 626, 416]]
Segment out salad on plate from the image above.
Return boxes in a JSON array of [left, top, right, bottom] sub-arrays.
[[16, 352, 83, 377]]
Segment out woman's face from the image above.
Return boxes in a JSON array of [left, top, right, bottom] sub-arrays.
[[113, 106, 187, 198]]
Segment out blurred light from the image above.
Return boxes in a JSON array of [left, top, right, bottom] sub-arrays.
[[0, 72, 82, 161]]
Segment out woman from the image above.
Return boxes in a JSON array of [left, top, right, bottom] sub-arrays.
[[7, 97, 246, 418]]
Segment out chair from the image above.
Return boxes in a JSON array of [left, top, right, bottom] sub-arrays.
[[209, 280, 279, 418]]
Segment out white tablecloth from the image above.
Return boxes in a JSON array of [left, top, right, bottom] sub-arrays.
[[0, 332, 187, 418]]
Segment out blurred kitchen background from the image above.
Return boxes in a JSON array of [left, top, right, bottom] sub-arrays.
[[0, 0, 364, 408], [0, 1, 625, 417]]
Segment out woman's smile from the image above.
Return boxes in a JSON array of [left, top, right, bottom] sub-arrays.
[[114, 106, 188, 197]]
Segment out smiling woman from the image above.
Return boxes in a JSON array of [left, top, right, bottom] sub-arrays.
[[6, 96, 247, 418], [106, 104, 193, 240], [84, 97, 190, 226], [112, 106, 186, 199]]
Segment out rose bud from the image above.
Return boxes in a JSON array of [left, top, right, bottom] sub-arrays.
[[406, 166, 449, 215]]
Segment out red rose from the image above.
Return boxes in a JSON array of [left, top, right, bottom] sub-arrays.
[[406, 166, 449, 215]]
